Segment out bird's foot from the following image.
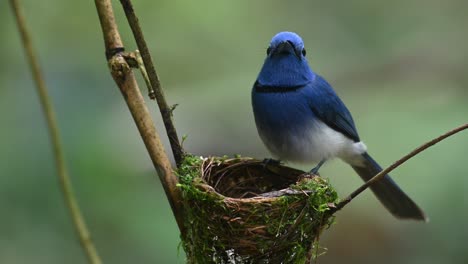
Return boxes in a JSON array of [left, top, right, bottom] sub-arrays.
[[309, 159, 327, 176], [262, 158, 281, 167], [309, 166, 321, 176]]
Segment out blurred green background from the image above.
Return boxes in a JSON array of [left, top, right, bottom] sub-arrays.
[[1, 0, 468, 263]]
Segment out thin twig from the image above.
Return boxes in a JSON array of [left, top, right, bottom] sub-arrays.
[[94, 0, 186, 237], [119, 0, 184, 166], [9, 0, 102, 263], [330, 123, 468, 214]]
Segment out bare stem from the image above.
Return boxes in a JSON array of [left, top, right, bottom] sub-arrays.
[[9, 0, 102, 263], [94, 0, 186, 237], [118, 0, 184, 166], [331, 123, 468, 214]]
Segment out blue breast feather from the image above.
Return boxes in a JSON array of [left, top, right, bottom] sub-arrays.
[[252, 75, 360, 143]]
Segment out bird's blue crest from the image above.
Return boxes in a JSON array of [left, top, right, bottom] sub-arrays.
[[270, 32, 304, 50], [257, 31, 314, 87]]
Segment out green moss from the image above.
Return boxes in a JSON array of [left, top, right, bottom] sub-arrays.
[[177, 154, 338, 264]]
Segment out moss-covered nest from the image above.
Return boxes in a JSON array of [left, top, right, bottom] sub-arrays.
[[177, 155, 338, 264]]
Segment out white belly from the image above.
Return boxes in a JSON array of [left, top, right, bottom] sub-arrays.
[[259, 119, 367, 166]]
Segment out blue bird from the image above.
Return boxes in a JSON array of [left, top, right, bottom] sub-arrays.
[[251, 31, 426, 220]]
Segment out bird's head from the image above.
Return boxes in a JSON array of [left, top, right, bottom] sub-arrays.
[[267, 32, 306, 59], [256, 32, 315, 87]]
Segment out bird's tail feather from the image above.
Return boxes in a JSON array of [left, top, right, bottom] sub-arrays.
[[351, 152, 427, 221]]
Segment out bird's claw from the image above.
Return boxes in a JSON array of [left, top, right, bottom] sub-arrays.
[[262, 158, 281, 167], [309, 166, 320, 176]]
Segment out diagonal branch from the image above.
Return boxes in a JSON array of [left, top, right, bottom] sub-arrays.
[[330, 123, 468, 215], [94, 0, 186, 237], [119, 0, 184, 166], [9, 0, 102, 263]]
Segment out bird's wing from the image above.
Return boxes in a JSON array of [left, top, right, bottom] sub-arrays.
[[306, 75, 360, 142]]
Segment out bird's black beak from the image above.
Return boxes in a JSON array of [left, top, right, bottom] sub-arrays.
[[272, 41, 302, 58]]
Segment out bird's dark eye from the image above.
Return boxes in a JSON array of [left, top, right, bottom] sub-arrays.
[[266, 47, 272, 55], [302, 48, 306, 56]]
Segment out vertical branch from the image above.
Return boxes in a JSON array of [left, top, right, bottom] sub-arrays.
[[9, 0, 102, 263], [118, 0, 184, 166], [94, 0, 186, 237]]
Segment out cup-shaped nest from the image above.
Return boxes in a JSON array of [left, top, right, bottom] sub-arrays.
[[177, 155, 338, 264]]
